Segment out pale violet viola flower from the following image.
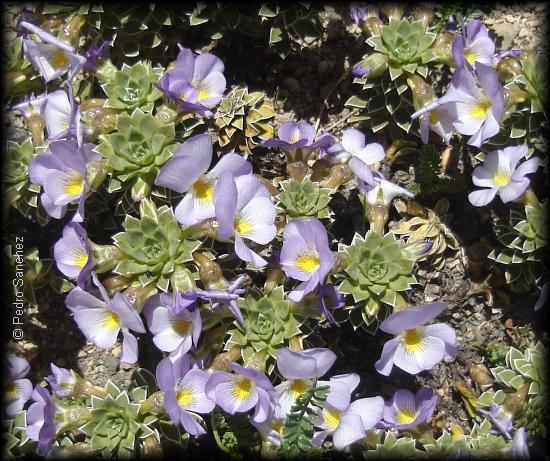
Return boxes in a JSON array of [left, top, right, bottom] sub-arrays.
[[156, 133, 252, 226], [312, 373, 384, 450], [44, 364, 78, 399], [214, 173, 277, 268], [26, 385, 57, 456], [412, 64, 504, 148], [53, 222, 92, 289], [468, 145, 539, 207], [157, 45, 226, 117], [13, 93, 48, 121], [359, 170, 415, 206], [280, 218, 333, 302], [65, 273, 145, 364], [326, 128, 385, 184], [20, 21, 86, 83], [41, 89, 83, 142], [380, 388, 438, 430], [535, 282, 549, 311], [82, 41, 109, 72], [250, 402, 285, 448], [261, 121, 334, 157], [479, 403, 514, 439], [375, 302, 459, 376], [452, 19, 495, 68], [505, 427, 529, 459], [156, 355, 215, 436], [205, 362, 275, 424], [274, 347, 337, 419], [3, 355, 33, 419], [317, 284, 345, 325], [143, 292, 202, 362], [29, 139, 99, 221]]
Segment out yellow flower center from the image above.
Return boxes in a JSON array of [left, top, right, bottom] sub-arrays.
[[469, 98, 492, 120], [464, 48, 477, 66], [176, 388, 194, 407], [269, 419, 284, 435], [451, 425, 464, 439], [289, 379, 309, 399], [295, 251, 321, 273], [103, 311, 121, 331], [403, 328, 423, 353], [493, 173, 511, 187], [428, 111, 439, 125], [4, 382, 18, 400], [233, 377, 254, 401], [52, 48, 69, 69], [192, 179, 213, 202], [197, 85, 210, 102], [396, 407, 417, 425], [234, 218, 253, 236], [323, 407, 341, 430], [65, 174, 84, 197], [173, 319, 192, 336], [74, 251, 89, 269]]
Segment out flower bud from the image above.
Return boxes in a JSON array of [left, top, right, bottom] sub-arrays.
[[382, 4, 404, 21], [103, 274, 133, 296], [365, 16, 383, 36], [413, 6, 434, 30], [123, 282, 158, 312], [322, 164, 353, 190], [194, 252, 224, 286], [89, 241, 121, 273], [430, 32, 455, 65], [286, 161, 308, 181], [407, 74, 435, 111], [352, 52, 389, 78]]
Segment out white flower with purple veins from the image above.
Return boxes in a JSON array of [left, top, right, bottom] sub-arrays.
[[280, 218, 334, 302], [20, 21, 85, 83], [380, 388, 438, 430], [205, 362, 275, 424], [3, 355, 33, 418], [29, 139, 99, 221], [418, 104, 455, 145], [54, 222, 92, 289], [261, 121, 334, 158], [359, 170, 414, 206], [452, 19, 495, 68], [412, 64, 504, 148], [157, 45, 226, 117], [65, 273, 145, 364], [156, 133, 252, 226], [214, 173, 277, 268], [375, 302, 459, 376], [468, 145, 539, 207], [274, 347, 337, 419], [156, 355, 215, 436], [312, 373, 384, 450], [326, 128, 385, 184], [143, 292, 202, 362], [40, 89, 82, 141]]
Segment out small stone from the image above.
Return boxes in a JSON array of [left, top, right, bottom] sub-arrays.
[[104, 355, 119, 372], [77, 350, 87, 358], [452, 312, 461, 320]]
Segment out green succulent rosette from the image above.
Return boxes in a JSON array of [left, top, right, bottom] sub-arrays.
[[102, 61, 163, 113], [112, 199, 201, 293], [3, 138, 42, 215], [338, 231, 416, 326], [489, 201, 549, 292], [225, 286, 303, 373], [96, 109, 177, 198], [277, 178, 332, 221], [80, 382, 155, 458]]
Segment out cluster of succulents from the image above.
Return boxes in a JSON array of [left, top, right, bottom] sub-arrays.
[[2, 2, 547, 460]]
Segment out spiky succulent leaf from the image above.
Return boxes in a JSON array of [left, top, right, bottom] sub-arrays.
[[102, 62, 163, 113], [338, 231, 416, 326], [112, 199, 201, 293], [277, 178, 332, 220], [225, 286, 303, 373], [364, 430, 418, 458]]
